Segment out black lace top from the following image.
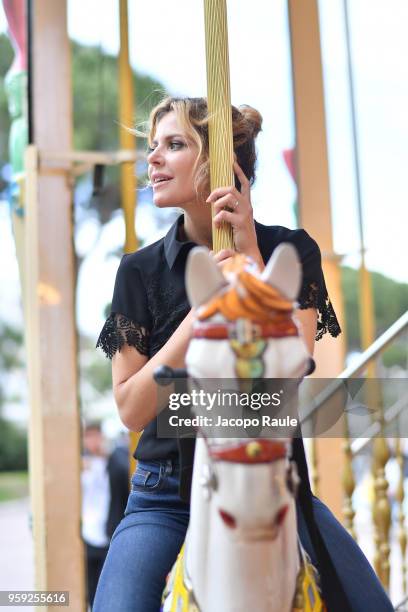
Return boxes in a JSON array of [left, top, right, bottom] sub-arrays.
[[96, 216, 341, 467]]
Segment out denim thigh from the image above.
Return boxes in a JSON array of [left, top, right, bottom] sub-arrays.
[[93, 460, 190, 612]]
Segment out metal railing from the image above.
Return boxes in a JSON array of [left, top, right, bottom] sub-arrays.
[[303, 310, 408, 604]]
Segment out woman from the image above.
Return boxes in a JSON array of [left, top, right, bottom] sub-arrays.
[[94, 97, 392, 612]]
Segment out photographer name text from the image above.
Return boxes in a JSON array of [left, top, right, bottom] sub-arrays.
[[168, 415, 298, 429]]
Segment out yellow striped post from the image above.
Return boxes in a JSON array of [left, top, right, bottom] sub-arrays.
[[119, 0, 138, 254], [118, 0, 140, 470], [203, 0, 234, 252]]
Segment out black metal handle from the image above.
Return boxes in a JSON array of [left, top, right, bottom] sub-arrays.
[[305, 358, 316, 376], [153, 365, 188, 386]]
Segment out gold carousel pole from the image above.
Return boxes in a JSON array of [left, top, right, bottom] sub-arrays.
[[343, 1, 391, 584], [118, 0, 140, 470], [203, 0, 234, 251], [342, 0, 376, 367], [118, 0, 138, 254]]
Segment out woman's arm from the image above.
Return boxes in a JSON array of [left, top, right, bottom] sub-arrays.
[[112, 309, 195, 432], [294, 308, 317, 356], [111, 249, 238, 432]]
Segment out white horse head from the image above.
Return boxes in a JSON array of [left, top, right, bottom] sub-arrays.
[[185, 245, 311, 381]]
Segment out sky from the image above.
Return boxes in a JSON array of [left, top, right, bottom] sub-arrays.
[[0, 0, 407, 338]]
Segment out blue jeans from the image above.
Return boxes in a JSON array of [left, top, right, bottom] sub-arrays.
[[93, 460, 189, 612], [93, 459, 392, 612]]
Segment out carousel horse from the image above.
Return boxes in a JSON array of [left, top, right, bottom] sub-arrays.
[[160, 244, 325, 612]]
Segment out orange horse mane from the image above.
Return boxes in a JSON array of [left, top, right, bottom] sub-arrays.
[[197, 254, 293, 323]]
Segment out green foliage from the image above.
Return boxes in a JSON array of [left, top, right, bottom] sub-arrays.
[[70, 41, 167, 224], [0, 34, 14, 188], [372, 271, 408, 334], [0, 34, 167, 168], [71, 41, 166, 152], [0, 322, 23, 370], [341, 266, 408, 357], [0, 418, 28, 471], [0, 471, 28, 500], [85, 354, 112, 395], [0, 323, 21, 356], [0, 34, 14, 80], [0, 321, 27, 471], [381, 343, 407, 369]]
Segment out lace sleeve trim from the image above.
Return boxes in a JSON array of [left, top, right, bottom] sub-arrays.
[[96, 313, 150, 359], [298, 281, 342, 341]]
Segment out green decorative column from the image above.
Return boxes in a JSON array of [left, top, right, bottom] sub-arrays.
[[5, 68, 28, 214], [3, 0, 28, 295]]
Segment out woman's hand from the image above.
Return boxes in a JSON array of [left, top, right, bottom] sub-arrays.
[[209, 248, 236, 268], [206, 161, 264, 269]]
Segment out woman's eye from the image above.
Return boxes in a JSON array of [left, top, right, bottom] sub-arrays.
[[147, 141, 185, 153], [169, 141, 184, 150]]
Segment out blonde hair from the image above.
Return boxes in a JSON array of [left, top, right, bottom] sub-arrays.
[[146, 97, 262, 198]]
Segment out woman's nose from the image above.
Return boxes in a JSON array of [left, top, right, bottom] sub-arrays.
[[147, 147, 163, 165]]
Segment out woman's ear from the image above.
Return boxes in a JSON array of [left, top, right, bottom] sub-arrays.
[[186, 247, 227, 308], [260, 243, 301, 301]]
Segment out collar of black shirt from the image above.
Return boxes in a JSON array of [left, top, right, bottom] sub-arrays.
[[163, 214, 270, 270], [164, 214, 197, 269]]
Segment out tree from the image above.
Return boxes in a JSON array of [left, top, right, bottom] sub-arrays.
[[70, 41, 167, 225], [341, 266, 408, 366], [0, 322, 27, 471], [0, 34, 14, 192], [0, 34, 166, 195], [0, 34, 169, 420], [71, 41, 165, 152]]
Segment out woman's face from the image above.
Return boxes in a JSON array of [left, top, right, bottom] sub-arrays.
[[147, 111, 202, 209]]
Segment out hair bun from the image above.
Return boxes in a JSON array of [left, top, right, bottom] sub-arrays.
[[239, 105, 263, 138]]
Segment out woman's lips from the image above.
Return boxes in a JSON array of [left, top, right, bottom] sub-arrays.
[[152, 178, 173, 189]]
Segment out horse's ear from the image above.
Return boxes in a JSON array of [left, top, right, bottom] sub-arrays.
[[186, 247, 227, 308], [260, 243, 301, 301]]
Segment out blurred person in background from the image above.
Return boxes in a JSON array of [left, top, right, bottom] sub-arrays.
[[81, 422, 129, 609]]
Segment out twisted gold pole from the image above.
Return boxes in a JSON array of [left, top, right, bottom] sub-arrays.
[[372, 435, 391, 590], [310, 439, 320, 498], [203, 0, 234, 252], [341, 391, 356, 539], [367, 373, 391, 588], [371, 443, 381, 579], [119, 0, 138, 254], [342, 436, 357, 540], [396, 436, 407, 596]]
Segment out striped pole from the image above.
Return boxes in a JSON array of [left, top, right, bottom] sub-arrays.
[[118, 0, 141, 471], [118, 0, 138, 254], [203, 0, 235, 251]]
